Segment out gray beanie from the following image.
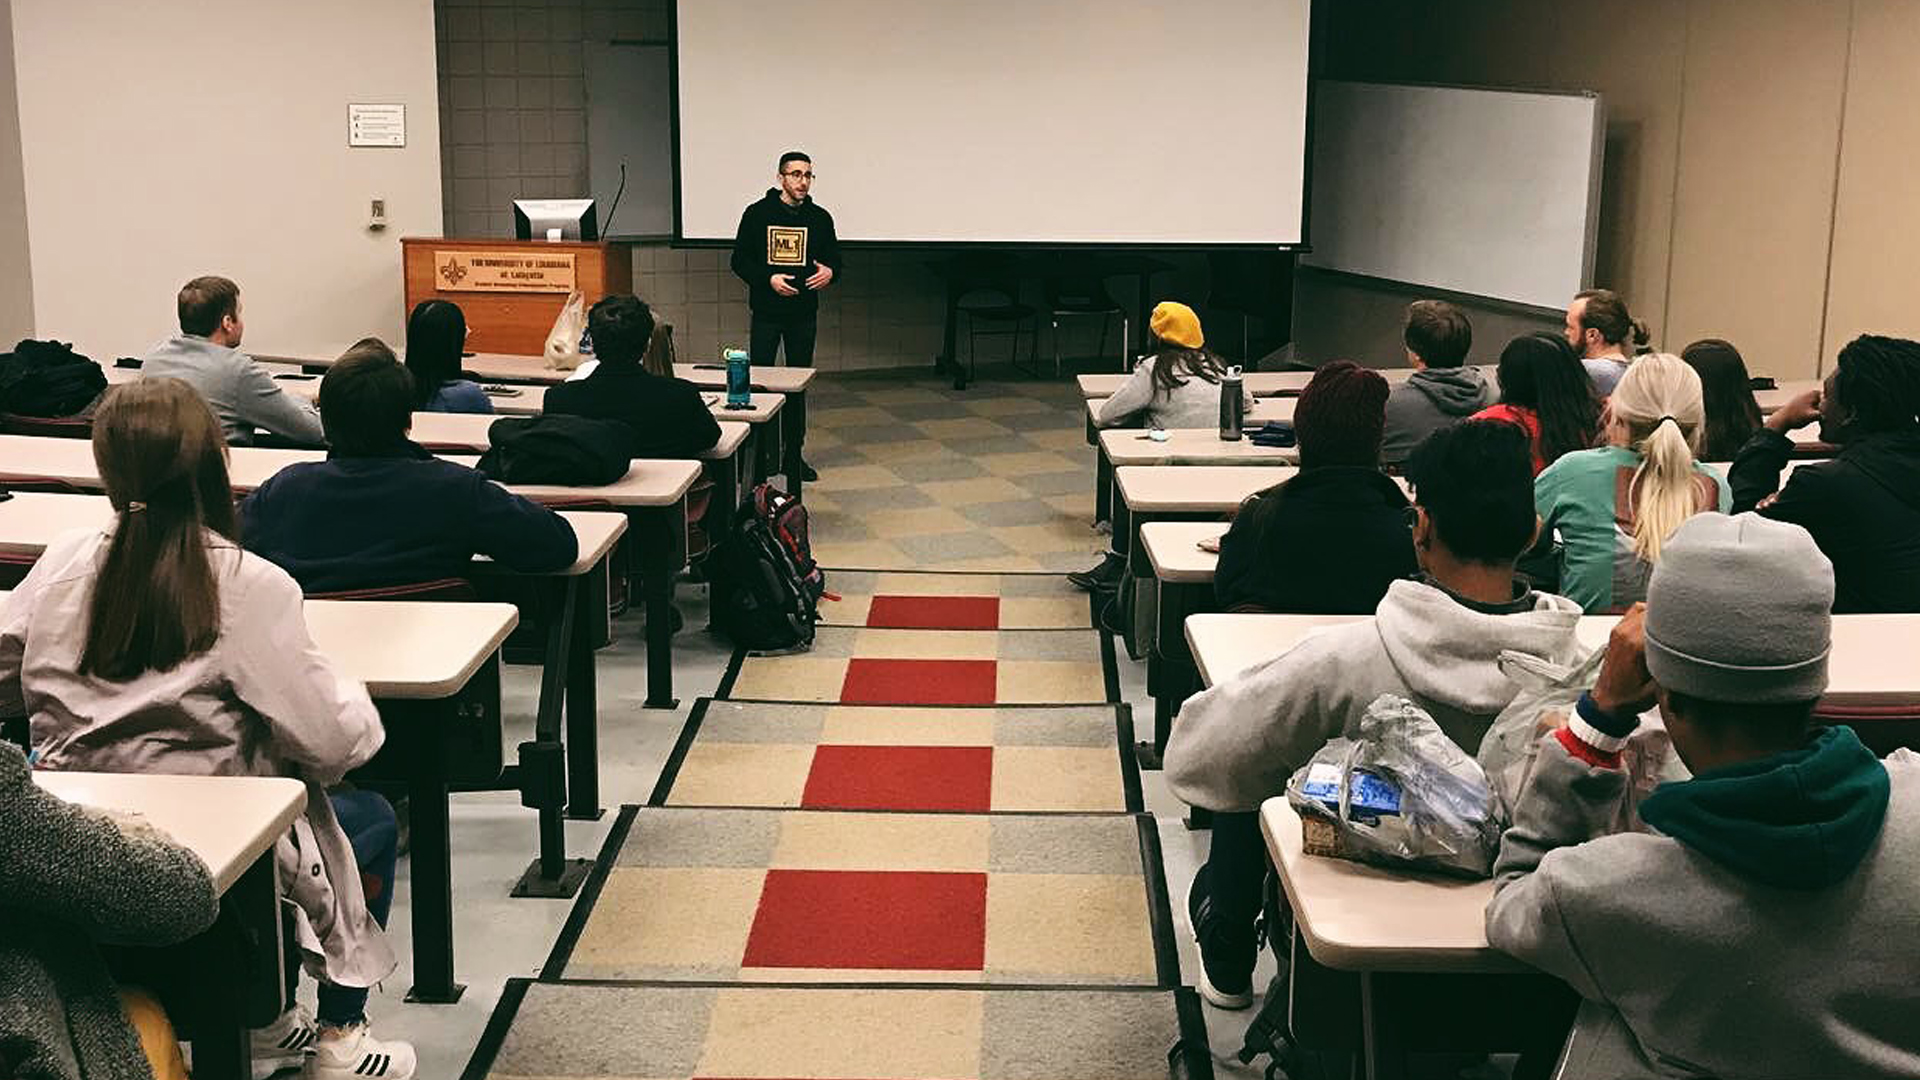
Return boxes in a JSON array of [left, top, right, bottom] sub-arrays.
[[1644, 513, 1834, 703]]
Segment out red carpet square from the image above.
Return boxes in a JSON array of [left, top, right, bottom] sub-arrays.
[[802, 745, 994, 811], [742, 869, 988, 970], [840, 658, 997, 705], [865, 594, 1001, 630]]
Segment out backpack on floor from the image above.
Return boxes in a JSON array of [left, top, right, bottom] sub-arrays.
[[710, 484, 826, 652]]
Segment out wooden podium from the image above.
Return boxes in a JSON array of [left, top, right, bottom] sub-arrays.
[[402, 237, 634, 356]]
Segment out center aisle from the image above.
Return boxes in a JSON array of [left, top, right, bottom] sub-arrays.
[[462, 374, 1212, 1080]]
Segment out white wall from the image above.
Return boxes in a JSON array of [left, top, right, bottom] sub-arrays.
[[11, 0, 443, 361], [0, 4, 34, 345]]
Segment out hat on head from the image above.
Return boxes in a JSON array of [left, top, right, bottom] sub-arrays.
[[1150, 302, 1204, 350], [1293, 360, 1389, 468], [1644, 513, 1834, 704]]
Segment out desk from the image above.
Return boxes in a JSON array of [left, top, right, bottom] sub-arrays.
[[36, 772, 307, 1080], [1138, 522, 1231, 747], [1078, 370, 1316, 398], [309, 598, 517, 1003], [1085, 396, 1295, 431], [1091, 427, 1299, 533], [1754, 381, 1821, 414]]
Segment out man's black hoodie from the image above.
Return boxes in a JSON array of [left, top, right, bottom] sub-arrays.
[[730, 189, 841, 315]]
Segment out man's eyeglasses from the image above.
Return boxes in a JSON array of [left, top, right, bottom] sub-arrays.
[[783, 170, 815, 180]]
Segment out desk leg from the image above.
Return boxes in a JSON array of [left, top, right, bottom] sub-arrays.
[[404, 713, 463, 1003], [188, 854, 279, 1080], [1360, 974, 1407, 1080], [565, 562, 605, 820], [1094, 447, 1112, 526], [785, 390, 807, 497], [636, 505, 681, 709]]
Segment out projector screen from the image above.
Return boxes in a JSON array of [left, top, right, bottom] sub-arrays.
[[672, 0, 1311, 246]]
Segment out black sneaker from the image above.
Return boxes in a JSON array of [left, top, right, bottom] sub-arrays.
[[1066, 553, 1125, 592], [1187, 867, 1255, 1009], [799, 461, 819, 482]]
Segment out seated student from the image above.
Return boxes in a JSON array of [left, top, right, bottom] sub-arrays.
[[1730, 334, 1920, 613], [1487, 513, 1920, 1078], [1535, 353, 1730, 613], [241, 339, 577, 593], [1213, 360, 1415, 613], [0, 740, 219, 1080], [1380, 300, 1491, 465], [1472, 332, 1601, 475], [544, 295, 722, 458], [1565, 288, 1651, 398], [141, 275, 326, 446], [1680, 338, 1763, 461], [1167, 420, 1584, 1009], [1091, 301, 1251, 431], [405, 299, 492, 414], [0, 378, 417, 1079]]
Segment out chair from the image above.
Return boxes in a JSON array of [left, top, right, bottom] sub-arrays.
[[306, 578, 478, 603], [1814, 703, 1920, 757], [1040, 268, 1128, 378], [951, 261, 1038, 391]]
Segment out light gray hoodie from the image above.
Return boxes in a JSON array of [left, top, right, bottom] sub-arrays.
[[1165, 578, 1584, 812]]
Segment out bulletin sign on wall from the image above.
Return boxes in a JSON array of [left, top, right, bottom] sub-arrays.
[[433, 250, 578, 293]]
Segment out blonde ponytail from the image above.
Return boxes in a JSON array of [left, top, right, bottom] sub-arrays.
[[1608, 353, 1707, 564]]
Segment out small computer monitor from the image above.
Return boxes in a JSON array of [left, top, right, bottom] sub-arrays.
[[513, 198, 598, 242]]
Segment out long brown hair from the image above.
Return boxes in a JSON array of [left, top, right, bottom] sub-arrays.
[[1148, 339, 1231, 396], [642, 321, 676, 378], [80, 379, 239, 679]]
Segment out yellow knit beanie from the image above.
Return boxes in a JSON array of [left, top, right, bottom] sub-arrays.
[[1150, 301, 1205, 349]]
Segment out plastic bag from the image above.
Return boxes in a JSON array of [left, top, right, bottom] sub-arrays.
[[1285, 694, 1503, 879], [1476, 646, 1687, 834], [543, 290, 588, 371]]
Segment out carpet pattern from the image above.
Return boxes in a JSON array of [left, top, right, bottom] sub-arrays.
[[803, 377, 1103, 573], [652, 700, 1142, 813], [820, 570, 1092, 628], [721, 627, 1112, 705], [545, 806, 1177, 986], [470, 980, 1211, 1080]]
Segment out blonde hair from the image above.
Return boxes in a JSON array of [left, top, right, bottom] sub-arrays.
[[1607, 353, 1706, 564]]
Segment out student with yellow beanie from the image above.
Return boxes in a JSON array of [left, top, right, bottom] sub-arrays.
[[1072, 302, 1253, 591]]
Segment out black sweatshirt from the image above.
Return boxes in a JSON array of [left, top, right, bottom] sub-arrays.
[[1214, 466, 1418, 614], [543, 363, 722, 458], [729, 189, 842, 315], [239, 442, 578, 593]]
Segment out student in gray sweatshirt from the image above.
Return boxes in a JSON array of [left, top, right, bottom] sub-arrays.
[[141, 275, 326, 446], [1380, 300, 1493, 465], [1167, 420, 1583, 1009], [1488, 512, 1920, 1078]]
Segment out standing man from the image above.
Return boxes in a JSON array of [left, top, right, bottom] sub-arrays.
[[731, 150, 841, 482]]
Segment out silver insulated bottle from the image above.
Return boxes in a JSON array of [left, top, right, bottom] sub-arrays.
[[1219, 365, 1244, 440]]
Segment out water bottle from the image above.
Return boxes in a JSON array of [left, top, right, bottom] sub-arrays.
[[724, 347, 752, 408], [1219, 365, 1245, 441]]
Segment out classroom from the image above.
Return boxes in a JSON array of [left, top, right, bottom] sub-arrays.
[[2, 2, 1918, 1080]]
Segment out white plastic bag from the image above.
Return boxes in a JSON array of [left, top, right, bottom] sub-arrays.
[[1286, 694, 1503, 879], [543, 290, 588, 371], [1476, 646, 1688, 834]]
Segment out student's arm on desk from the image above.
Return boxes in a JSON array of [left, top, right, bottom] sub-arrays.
[[0, 746, 219, 944], [1163, 633, 1354, 813], [1092, 360, 1157, 428], [466, 471, 579, 572], [228, 569, 383, 785], [234, 356, 326, 447]]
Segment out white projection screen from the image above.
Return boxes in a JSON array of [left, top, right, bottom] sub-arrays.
[[673, 0, 1311, 245]]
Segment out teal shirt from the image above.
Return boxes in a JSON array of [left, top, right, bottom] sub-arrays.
[[1534, 445, 1731, 612]]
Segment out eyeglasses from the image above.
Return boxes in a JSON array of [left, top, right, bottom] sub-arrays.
[[782, 170, 815, 180]]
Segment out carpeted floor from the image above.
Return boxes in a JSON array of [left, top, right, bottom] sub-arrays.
[[721, 626, 1112, 705], [545, 805, 1177, 986], [652, 700, 1144, 813], [472, 980, 1210, 1080], [820, 569, 1093, 629]]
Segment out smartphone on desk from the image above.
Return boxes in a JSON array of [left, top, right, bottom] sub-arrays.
[[482, 385, 524, 398], [273, 373, 318, 381]]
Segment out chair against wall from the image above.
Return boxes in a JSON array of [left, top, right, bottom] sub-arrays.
[[1041, 263, 1128, 378], [950, 257, 1038, 391]]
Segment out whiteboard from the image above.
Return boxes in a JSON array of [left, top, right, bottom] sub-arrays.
[[585, 42, 674, 239], [1303, 81, 1603, 310], [671, 0, 1310, 245]]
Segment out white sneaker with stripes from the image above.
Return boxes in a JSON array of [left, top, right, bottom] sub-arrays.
[[249, 1006, 318, 1079], [301, 1023, 417, 1080]]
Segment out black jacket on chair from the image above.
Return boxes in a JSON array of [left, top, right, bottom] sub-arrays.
[[542, 363, 722, 459], [1213, 466, 1418, 614], [1730, 427, 1920, 614]]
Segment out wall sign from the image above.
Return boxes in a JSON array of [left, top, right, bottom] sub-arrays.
[[434, 250, 578, 293], [348, 103, 407, 148]]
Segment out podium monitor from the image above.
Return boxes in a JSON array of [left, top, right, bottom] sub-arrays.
[[513, 198, 598, 242]]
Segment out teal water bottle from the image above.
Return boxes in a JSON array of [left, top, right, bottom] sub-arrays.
[[724, 347, 751, 408]]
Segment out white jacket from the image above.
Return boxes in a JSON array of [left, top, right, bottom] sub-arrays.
[[1165, 578, 1585, 812], [0, 526, 393, 988]]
